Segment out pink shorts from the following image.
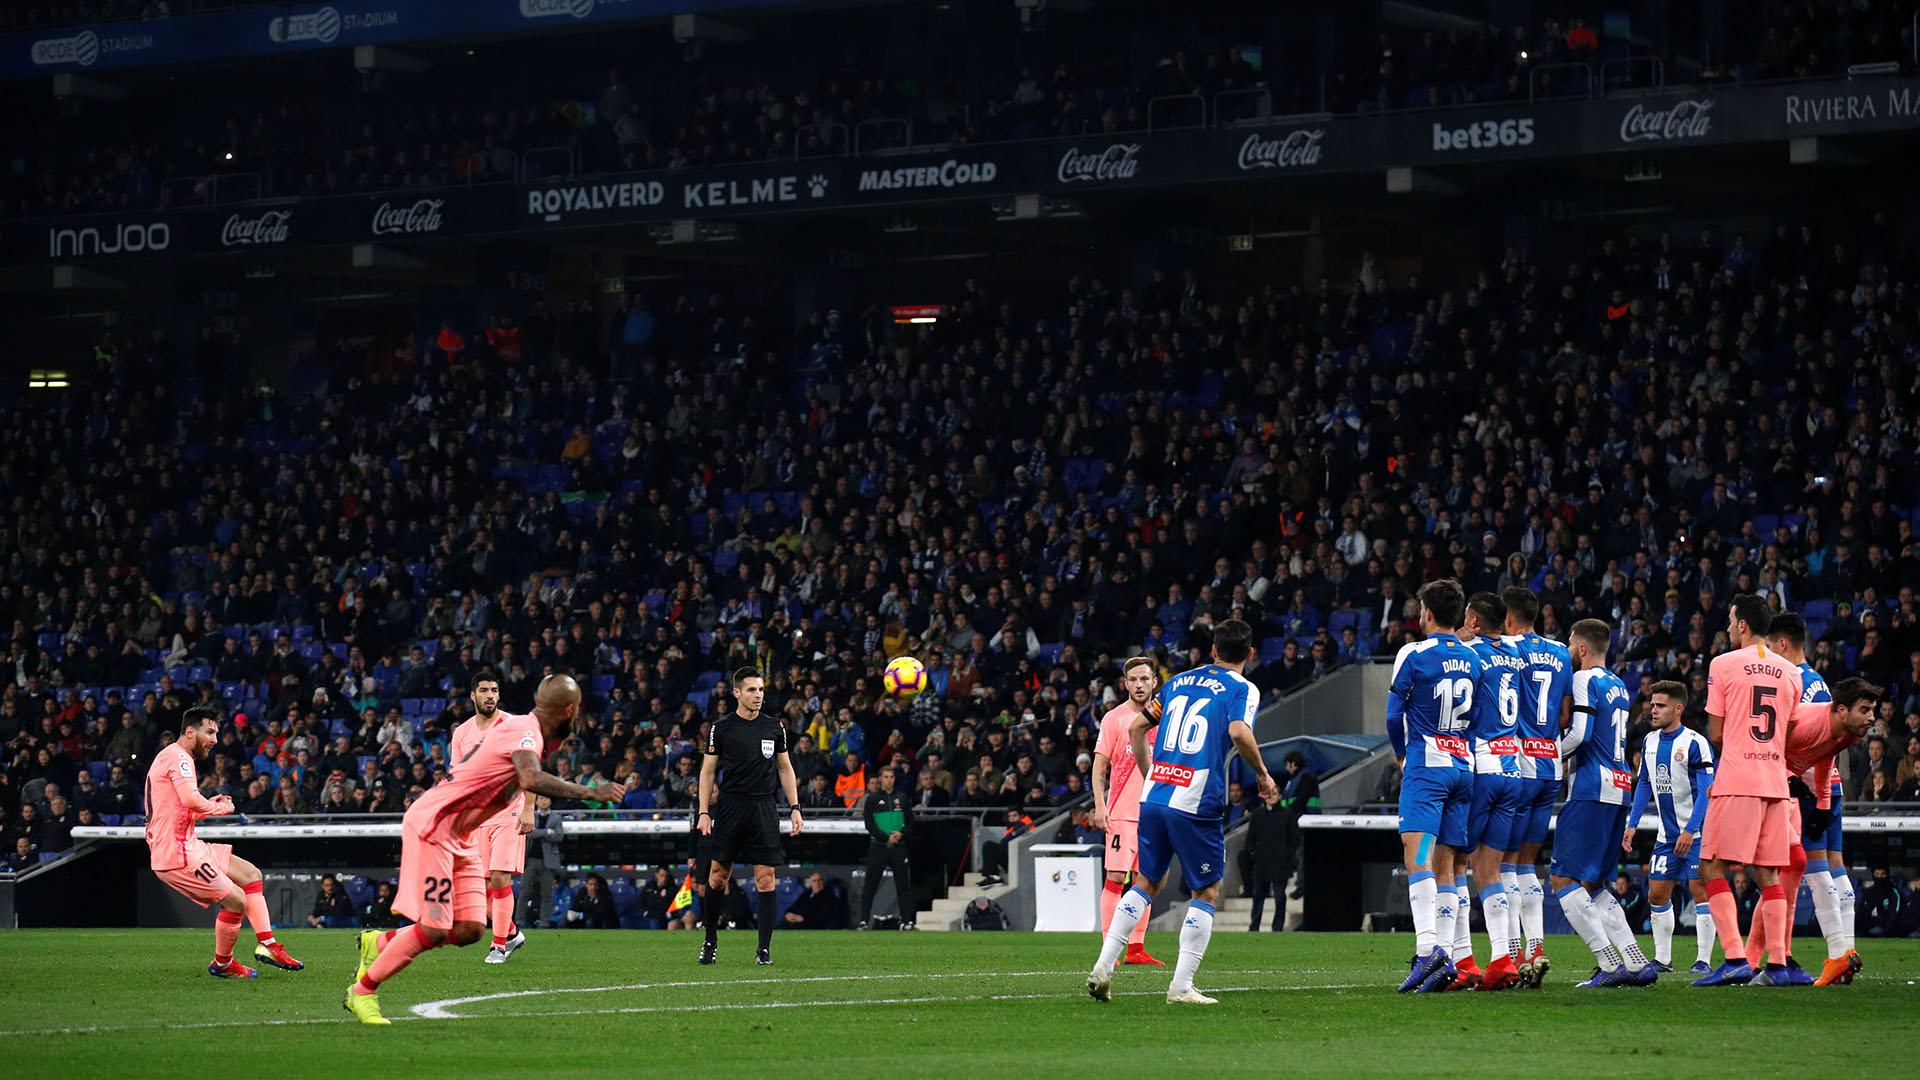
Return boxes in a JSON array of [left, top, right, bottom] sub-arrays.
[[393, 820, 487, 930], [153, 838, 235, 908], [1701, 795, 1793, 869], [476, 818, 526, 876], [1103, 817, 1139, 874]]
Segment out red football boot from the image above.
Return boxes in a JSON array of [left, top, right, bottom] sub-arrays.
[[1475, 954, 1521, 990], [1123, 944, 1166, 966]]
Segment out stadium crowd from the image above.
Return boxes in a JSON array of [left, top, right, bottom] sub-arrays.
[[2, 197, 1920, 919], [5, 0, 1917, 218]]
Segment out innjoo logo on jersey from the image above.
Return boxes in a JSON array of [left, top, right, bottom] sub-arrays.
[[1235, 129, 1324, 170], [1617, 98, 1713, 144], [370, 198, 444, 235], [1147, 761, 1194, 786]]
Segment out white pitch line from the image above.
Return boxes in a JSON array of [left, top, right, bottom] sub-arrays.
[[408, 967, 1300, 1019], [0, 972, 1352, 1038]]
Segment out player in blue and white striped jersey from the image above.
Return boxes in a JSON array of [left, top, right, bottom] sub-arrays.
[[1454, 591, 1528, 991], [1085, 619, 1278, 1006], [1386, 580, 1481, 994], [1624, 680, 1715, 973], [1501, 586, 1571, 986], [1548, 618, 1658, 988], [1766, 613, 1859, 980]]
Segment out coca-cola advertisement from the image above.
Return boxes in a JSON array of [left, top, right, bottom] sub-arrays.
[[370, 198, 444, 236], [1235, 129, 1325, 170], [219, 210, 292, 247], [1616, 98, 1714, 144], [1055, 143, 1141, 184]]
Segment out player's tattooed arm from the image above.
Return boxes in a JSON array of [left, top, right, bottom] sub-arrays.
[[512, 749, 625, 804]]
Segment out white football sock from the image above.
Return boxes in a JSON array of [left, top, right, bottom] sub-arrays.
[[1555, 884, 1617, 969], [1693, 899, 1717, 966], [1591, 889, 1650, 968], [1169, 900, 1214, 995], [1453, 876, 1473, 963], [1804, 864, 1844, 960], [1500, 864, 1523, 959], [1517, 869, 1546, 952], [1480, 883, 1509, 964], [1095, 886, 1149, 975], [1650, 902, 1675, 966], [1433, 879, 1457, 959], [1833, 868, 1856, 952], [1409, 871, 1439, 955]]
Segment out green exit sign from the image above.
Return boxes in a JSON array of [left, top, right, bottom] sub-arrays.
[[1228, 234, 1253, 252]]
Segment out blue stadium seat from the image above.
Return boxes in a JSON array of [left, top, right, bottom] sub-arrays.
[[122, 815, 145, 826], [713, 549, 739, 575], [1258, 638, 1288, 664], [611, 879, 643, 929], [88, 761, 110, 784], [693, 670, 723, 692], [590, 674, 616, 696], [402, 698, 426, 714], [688, 690, 711, 712], [99, 814, 121, 826], [1038, 643, 1065, 666]]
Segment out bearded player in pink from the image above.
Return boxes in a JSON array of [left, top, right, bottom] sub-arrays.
[[345, 675, 623, 1024], [448, 672, 537, 964], [1089, 655, 1163, 966]]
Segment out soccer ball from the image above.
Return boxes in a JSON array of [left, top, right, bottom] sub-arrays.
[[882, 656, 928, 697]]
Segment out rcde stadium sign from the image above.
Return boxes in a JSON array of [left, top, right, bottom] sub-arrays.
[[13, 73, 1920, 266]]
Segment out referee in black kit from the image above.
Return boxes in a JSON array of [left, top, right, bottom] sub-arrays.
[[697, 667, 802, 966]]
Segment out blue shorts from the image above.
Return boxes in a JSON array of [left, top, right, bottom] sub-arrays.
[[1467, 773, 1528, 854], [1549, 799, 1629, 885], [1137, 801, 1227, 894], [1648, 839, 1700, 882], [1802, 783, 1845, 852], [1521, 775, 1560, 847], [1398, 765, 1472, 850]]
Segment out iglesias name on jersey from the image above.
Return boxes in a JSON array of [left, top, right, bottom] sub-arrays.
[[1563, 667, 1633, 805], [1635, 726, 1714, 843], [1797, 661, 1831, 705], [1387, 633, 1481, 771], [1469, 635, 1528, 776], [1139, 664, 1258, 819], [1509, 632, 1572, 781]]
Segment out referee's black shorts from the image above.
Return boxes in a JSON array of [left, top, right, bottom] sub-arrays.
[[708, 796, 783, 868]]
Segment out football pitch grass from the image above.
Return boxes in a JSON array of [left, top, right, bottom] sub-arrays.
[[2, 929, 1914, 1078]]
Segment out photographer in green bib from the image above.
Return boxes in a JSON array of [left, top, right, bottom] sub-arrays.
[[858, 767, 916, 930]]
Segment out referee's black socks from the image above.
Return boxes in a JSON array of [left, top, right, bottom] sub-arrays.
[[757, 889, 775, 953], [704, 883, 725, 945]]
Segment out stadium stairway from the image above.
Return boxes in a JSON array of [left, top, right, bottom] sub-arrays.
[[920, 872, 1018, 931]]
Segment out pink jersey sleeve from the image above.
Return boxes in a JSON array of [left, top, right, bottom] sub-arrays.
[[1786, 700, 1855, 808], [1097, 705, 1155, 822], [144, 745, 214, 870], [413, 713, 544, 841], [1705, 655, 1730, 718]]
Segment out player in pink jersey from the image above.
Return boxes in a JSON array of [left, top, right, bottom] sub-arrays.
[[448, 673, 537, 964], [1694, 596, 1801, 987], [345, 675, 622, 1024], [145, 706, 304, 978], [1780, 676, 1880, 985], [1089, 656, 1163, 966]]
